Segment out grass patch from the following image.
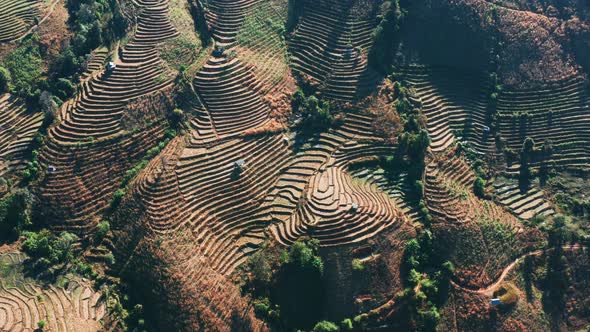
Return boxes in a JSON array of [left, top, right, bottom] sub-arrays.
[[235, 0, 289, 88], [161, 0, 204, 73], [160, 36, 201, 71], [1, 35, 44, 97]]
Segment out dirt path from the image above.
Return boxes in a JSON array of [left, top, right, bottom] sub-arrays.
[[451, 244, 585, 296], [17, 0, 62, 41]]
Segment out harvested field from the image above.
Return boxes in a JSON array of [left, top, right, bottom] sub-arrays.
[[288, 0, 381, 101], [0, 252, 105, 332], [7, 0, 590, 330], [0, 94, 43, 180], [36, 0, 179, 233], [0, 0, 40, 43]]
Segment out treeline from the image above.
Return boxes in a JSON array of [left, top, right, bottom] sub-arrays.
[[368, 0, 406, 74], [243, 239, 326, 330], [382, 81, 431, 219], [292, 89, 343, 134]]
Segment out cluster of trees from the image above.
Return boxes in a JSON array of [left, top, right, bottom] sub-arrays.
[[486, 72, 502, 133], [292, 90, 342, 134], [368, 0, 406, 73], [517, 137, 554, 190], [0, 0, 127, 113], [0, 37, 76, 114], [0, 67, 11, 93], [246, 239, 326, 330], [399, 230, 454, 331], [22, 230, 78, 270], [22, 228, 102, 279], [542, 215, 569, 321], [383, 82, 430, 208], [0, 189, 33, 241], [65, 0, 127, 54]]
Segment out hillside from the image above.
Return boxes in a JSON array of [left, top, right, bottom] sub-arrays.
[[0, 0, 589, 331]]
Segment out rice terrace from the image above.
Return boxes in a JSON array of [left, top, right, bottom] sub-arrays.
[[0, 0, 590, 331]]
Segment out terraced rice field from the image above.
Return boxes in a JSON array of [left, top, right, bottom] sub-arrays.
[[36, 0, 179, 233], [493, 179, 554, 220], [399, 66, 493, 154], [127, 112, 405, 275], [0, 252, 105, 331], [0, 0, 41, 43], [0, 94, 43, 179], [400, 66, 590, 172], [496, 76, 590, 171], [288, 0, 381, 101], [8, 0, 588, 328], [235, 0, 290, 94], [192, 0, 294, 140]]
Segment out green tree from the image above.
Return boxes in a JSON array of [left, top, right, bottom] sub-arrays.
[[0, 66, 11, 93], [369, 0, 406, 73], [417, 306, 440, 331], [0, 189, 33, 240], [96, 221, 110, 240], [54, 78, 76, 100], [313, 320, 339, 332], [351, 258, 365, 271], [276, 239, 325, 329], [340, 318, 353, 330], [473, 177, 486, 198]]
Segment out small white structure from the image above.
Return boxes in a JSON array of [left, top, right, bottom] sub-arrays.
[[351, 202, 359, 211], [483, 125, 491, 134], [106, 62, 116, 72], [235, 159, 245, 168], [48, 166, 57, 173], [490, 298, 502, 306]]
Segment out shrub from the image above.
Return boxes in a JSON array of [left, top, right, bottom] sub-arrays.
[[0, 66, 11, 93], [54, 78, 76, 100], [340, 318, 353, 330], [473, 177, 486, 198], [96, 221, 110, 240], [313, 321, 339, 332], [111, 189, 126, 208], [351, 258, 365, 272], [22, 230, 78, 266], [104, 253, 115, 265], [37, 320, 46, 329]]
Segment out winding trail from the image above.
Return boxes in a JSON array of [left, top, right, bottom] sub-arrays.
[[451, 244, 585, 296], [16, 0, 61, 42]]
